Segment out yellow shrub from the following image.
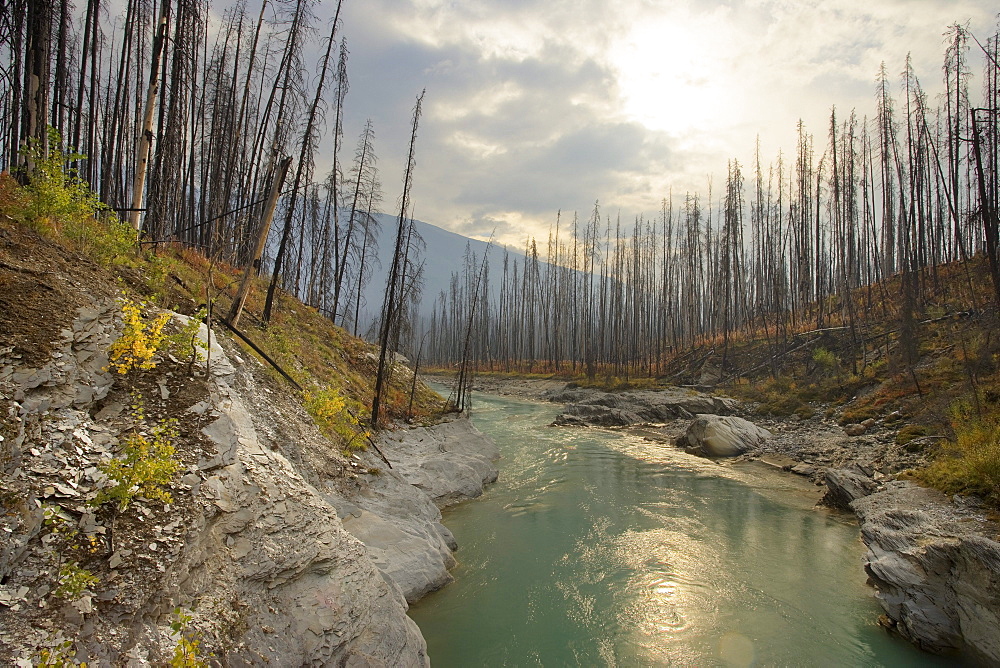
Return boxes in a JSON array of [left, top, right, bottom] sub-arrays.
[[918, 401, 1000, 503], [108, 298, 171, 375], [35, 639, 87, 668], [304, 387, 370, 452]]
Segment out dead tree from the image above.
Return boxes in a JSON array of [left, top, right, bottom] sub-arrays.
[[263, 2, 343, 323], [371, 89, 424, 427]]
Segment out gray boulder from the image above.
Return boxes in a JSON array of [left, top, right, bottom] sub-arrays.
[[676, 414, 772, 457], [542, 387, 601, 404], [843, 423, 867, 436]]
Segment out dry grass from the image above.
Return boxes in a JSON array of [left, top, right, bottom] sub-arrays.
[[917, 402, 1000, 504]]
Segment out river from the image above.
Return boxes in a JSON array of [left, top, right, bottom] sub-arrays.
[[408, 390, 959, 667]]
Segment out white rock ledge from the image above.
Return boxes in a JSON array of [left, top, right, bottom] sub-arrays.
[[338, 417, 500, 603]]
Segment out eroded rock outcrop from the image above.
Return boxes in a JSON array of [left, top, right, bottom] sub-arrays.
[[852, 481, 1000, 665], [334, 418, 499, 602], [821, 465, 879, 510], [550, 388, 737, 427], [379, 418, 499, 508], [0, 307, 431, 665], [0, 294, 507, 664], [676, 414, 772, 457]]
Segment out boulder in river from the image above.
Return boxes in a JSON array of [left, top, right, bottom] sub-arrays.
[[676, 414, 772, 457]]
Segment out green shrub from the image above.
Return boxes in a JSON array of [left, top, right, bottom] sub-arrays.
[[896, 424, 931, 447], [34, 638, 87, 668], [18, 127, 134, 266], [839, 404, 880, 425], [169, 608, 209, 667], [63, 213, 135, 267], [165, 309, 208, 368], [812, 346, 839, 377], [93, 418, 180, 511], [53, 561, 98, 601]]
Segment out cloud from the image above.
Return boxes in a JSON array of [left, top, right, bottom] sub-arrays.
[[330, 0, 998, 247]]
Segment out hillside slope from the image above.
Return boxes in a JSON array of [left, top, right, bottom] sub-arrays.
[[0, 214, 496, 663]]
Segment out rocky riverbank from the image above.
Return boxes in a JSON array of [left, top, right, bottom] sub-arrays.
[[465, 377, 1000, 665], [337, 417, 499, 604], [0, 303, 498, 665], [850, 481, 1000, 665], [545, 386, 738, 426]]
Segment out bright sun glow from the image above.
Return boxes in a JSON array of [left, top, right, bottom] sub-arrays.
[[609, 12, 741, 140]]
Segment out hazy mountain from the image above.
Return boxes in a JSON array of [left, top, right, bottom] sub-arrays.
[[355, 212, 526, 330]]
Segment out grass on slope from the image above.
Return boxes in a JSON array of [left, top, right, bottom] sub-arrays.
[[0, 168, 446, 459]]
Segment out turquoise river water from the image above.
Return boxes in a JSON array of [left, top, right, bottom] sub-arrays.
[[408, 390, 959, 667]]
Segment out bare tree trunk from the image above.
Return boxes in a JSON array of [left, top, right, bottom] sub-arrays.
[[971, 109, 1000, 307], [228, 156, 292, 327], [128, 0, 170, 233], [21, 0, 52, 173], [262, 2, 342, 323], [372, 89, 424, 427]]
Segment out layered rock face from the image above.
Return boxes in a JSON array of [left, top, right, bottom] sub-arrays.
[[549, 388, 737, 427], [832, 475, 1000, 665], [0, 300, 498, 664], [336, 418, 499, 602], [820, 465, 879, 510], [0, 306, 431, 664]]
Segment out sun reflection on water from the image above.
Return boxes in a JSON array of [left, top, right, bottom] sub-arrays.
[[719, 632, 757, 667], [610, 527, 726, 664], [411, 392, 959, 667]]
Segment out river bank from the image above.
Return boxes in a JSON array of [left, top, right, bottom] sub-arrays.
[[339, 416, 500, 604], [0, 303, 495, 665], [458, 375, 1000, 665], [466, 376, 920, 476]]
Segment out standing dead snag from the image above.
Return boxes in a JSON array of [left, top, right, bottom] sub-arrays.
[[263, 1, 344, 324], [371, 89, 424, 428], [228, 156, 292, 327], [128, 0, 169, 233]]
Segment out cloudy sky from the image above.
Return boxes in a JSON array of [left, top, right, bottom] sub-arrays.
[[321, 0, 997, 247]]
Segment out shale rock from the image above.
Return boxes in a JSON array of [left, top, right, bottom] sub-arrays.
[[852, 481, 1000, 664], [822, 465, 879, 510], [551, 389, 737, 427], [336, 417, 498, 603], [1, 307, 432, 665], [378, 418, 500, 508]]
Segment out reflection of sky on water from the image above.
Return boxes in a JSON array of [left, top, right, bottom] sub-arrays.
[[410, 390, 959, 667]]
